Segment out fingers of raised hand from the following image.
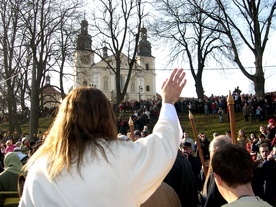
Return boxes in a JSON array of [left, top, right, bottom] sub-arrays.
[[168, 68, 186, 88]]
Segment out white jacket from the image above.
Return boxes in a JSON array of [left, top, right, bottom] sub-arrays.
[[19, 104, 182, 207]]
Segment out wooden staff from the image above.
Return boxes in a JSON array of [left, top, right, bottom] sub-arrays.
[[128, 116, 135, 141], [227, 90, 237, 144], [188, 111, 207, 177]]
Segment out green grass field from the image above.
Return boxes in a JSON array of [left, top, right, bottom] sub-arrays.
[[0, 111, 268, 140], [177, 111, 267, 140]]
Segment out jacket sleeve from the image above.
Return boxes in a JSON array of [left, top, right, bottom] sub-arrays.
[[126, 103, 182, 204]]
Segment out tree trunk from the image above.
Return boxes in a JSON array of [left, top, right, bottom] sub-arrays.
[[253, 61, 265, 100], [195, 78, 205, 101], [29, 60, 40, 140]]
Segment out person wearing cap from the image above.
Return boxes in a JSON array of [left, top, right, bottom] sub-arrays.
[[180, 142, 202, 190]]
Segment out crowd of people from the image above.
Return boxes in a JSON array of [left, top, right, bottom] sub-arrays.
[[0, 68, 275, 206]]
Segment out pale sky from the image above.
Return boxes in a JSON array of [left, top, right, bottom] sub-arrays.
[[153, 31, 276, 98]]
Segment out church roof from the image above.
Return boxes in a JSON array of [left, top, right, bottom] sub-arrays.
[[42, 86, 61, 95]]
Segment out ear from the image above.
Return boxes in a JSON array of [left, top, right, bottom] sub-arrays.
[[213, 172, 223, 186]]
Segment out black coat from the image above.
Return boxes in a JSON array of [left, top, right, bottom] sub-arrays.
[[164, 151, 199, 207]]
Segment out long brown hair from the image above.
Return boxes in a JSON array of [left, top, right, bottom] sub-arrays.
[[25, 87, 118, 180]]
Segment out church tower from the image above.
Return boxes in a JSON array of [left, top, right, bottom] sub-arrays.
[[136, 26, 156, 100], [73, 19, 94, 88]]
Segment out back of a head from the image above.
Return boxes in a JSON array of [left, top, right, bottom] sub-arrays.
[[212, 144, 253, 188], [209, 135, 232, 156], [4, 152, 22, 174], [51, 87, 118, 142]]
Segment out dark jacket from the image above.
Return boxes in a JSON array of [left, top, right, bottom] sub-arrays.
[[203, 173, 227, 207], [164, 150, 199, 207]]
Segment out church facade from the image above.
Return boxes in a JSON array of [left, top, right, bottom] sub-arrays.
[[73, 20, 156, 102]]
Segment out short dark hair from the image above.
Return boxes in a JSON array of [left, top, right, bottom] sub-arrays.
[[212, 144, 253, 188], [258, 134, 266, 139]]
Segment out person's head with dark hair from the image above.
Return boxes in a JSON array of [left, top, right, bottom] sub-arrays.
[[258, 133, 266, 141], [210, 144, 271, 205], [259, 142, 270, 160], [212, 144, 253, 188]]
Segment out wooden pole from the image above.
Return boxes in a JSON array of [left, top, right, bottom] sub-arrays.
[[128, 116, 135, 141], [227, 90, 237, 144], [188, 111, 207, 177]]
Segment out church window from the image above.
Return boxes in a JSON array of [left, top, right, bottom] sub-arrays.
[[103, 77, 108, 90], [146, 85, 150, 92], [146, 63, 149, 70]]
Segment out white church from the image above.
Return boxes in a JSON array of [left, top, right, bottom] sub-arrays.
[[73, 19, 157, 102]]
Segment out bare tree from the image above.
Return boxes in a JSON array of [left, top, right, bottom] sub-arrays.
[[89, 0, 148, 108], [195, 0, 276, 100], [18, 0, 82, 138], [0, 0, 29, 134], [151, 0, 229, 100]]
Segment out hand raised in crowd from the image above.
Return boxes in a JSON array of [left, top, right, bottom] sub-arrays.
[[161, 68, 187, 105]]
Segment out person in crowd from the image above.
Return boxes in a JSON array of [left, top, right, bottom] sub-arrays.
[[225, 130, 231, 138], [180, 141, 202, 191], [252, 134, 271, 159], [248, 133, 258, 160], [19, 68, 187, 207], [180, 131, 195, 149], [217, 107, 224, 123], [252, 143, 276, 206], [236, 129, 249, 149], [12, 130, 21, 144], [266, 118, 275, 141], [256, 106, 263, 121], [254, 142, 271, 167], [259, 125, 268, 137], [213, 132, 219, 139], [250, 106, 256, 122], [195, 132, 210, 161], [133, 130, 142, 140], [212, 144, 271, 207], [0, 152, 22, 207], [5, 140, 15, 154], [141, 131, 147, 138], [242, 102, 250, 122], [141, 182, 181, 207], [20, 137, 30, 155], [202, 135, 232, 207], [142, 125, 149, 135], [164, 149, 199, 207]]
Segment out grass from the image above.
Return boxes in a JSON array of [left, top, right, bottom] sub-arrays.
[[0, 117, 54, 135], [0, 111, 268, 140], [177, 111, 267, 140]]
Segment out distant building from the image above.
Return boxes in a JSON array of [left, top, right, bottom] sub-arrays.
[[73, 19, 156, 102], [41, 74, 62, 109]]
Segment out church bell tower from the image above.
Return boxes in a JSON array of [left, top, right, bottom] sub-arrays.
[[73, 19, 94, 89]]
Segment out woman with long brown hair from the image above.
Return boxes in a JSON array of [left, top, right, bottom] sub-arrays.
[[19, 68, 187, 207]]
